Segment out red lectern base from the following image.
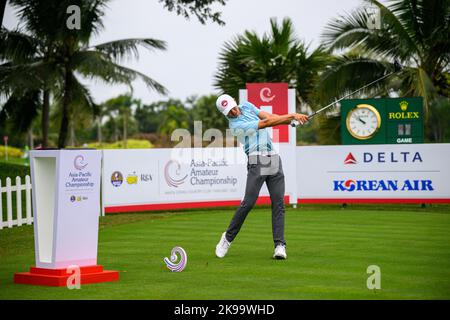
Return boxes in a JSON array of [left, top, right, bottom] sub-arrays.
[[14, 265, 119, 287]]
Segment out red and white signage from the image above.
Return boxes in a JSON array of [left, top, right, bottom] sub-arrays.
[[241, 83, 296, 144]]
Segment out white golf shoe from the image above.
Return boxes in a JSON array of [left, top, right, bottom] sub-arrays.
[[215, 232, 231, 258], [273, 245, 287, 259]]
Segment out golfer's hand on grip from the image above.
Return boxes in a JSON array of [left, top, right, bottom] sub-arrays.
[[293, 113, 309, 125]]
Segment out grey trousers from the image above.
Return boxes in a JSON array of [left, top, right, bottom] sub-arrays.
[[225, 154, 286, 247]]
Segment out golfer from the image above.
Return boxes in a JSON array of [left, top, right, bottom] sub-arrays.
[[215, 94, 309, 259]]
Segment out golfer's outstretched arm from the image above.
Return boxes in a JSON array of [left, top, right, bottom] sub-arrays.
[[258, 113, 308, 129]]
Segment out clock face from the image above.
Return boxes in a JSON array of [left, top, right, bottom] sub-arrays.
[[346, 104, 381, 140]]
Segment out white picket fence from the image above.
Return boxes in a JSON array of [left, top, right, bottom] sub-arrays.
[[0, 175, 33, 229]]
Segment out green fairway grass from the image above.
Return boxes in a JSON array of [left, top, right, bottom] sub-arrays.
[[0, 205, 449, 299]]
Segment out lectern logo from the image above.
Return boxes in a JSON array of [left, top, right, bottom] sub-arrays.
[[74, 155, 88, 170]]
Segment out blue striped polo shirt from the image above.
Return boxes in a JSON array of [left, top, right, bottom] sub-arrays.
[[228, 101, 273, 155]]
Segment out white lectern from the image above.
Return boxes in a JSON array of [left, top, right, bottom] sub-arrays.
[[14, 149, 118, 286]]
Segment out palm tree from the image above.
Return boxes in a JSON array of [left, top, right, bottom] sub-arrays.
[[158, 104, 190, 135], [0, 0, 167, 148], [187, 94, 228, 131], [319, 0, 450, 141], [214, 17, 331, 111], [102, 94, 140, 148]]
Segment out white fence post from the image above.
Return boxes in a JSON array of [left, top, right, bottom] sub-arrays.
[[25, 175, 32, 225], [0, 179, 3, 230], [6, 177, 13, 228], [16, 176, 23, 226], [1, 175, 33, 230]]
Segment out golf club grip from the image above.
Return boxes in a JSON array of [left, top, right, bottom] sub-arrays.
[[290, 112, 316, 127]]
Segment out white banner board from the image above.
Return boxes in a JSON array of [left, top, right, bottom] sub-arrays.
[[296, 144, 450, 203], [102, 146, 297, 212]]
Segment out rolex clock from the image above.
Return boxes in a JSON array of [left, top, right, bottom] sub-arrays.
[[346, 104, 381, 140]]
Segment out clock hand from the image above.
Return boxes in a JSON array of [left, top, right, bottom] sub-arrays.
[[358, 117, 366, 125]]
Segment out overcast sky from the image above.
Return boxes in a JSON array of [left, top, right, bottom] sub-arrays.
[[4, 0, 369, 105]]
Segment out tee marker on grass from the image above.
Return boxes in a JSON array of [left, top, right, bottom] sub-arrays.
[[164, 247, 188, 272]]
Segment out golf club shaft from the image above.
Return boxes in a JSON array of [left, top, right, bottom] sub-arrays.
[[290, 67, 400, 127], [308, 71, 395, 119]]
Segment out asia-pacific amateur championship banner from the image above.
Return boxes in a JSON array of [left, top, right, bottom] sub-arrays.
[[102, 146, 297, 213]]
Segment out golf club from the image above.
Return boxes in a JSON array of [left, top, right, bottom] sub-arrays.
[[291, 59, 403, 126]]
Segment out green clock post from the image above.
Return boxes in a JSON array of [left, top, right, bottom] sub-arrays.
[[341, 97, 424, 145]]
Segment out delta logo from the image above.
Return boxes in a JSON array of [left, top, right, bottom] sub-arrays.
[[333, 179, 434, 192], [344, 151, 423, 164], [344, 153, 357, 164]]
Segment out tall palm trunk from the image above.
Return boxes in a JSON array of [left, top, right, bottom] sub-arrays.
[[58, 67, 72, 148], [69, 120, 76, 146], [0, 0, 6, 27], [97, 116, 102, 143], [28, 125, 34, 149], [42, 88, 50, 148], [114, 119, 118, 142], [123, 112, 128, 148]]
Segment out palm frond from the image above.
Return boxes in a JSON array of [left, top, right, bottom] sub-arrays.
[[317, 55, 396, 105], [0, 28, 41, 62], [0, 89, 41, 133], [400, 66, 437, 116], [0, 60, 52, 93], [71, 50, 133, 85], [323, 0, 420, 62], [110, 63, 168, 95], [9, 0, 110, 43], [93, 38, 167, 62]]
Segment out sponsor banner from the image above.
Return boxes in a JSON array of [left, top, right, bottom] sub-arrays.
[[296, 144, 450, 201], [102, 146, 298, 212]]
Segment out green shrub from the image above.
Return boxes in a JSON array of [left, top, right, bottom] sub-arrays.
[[0, 162, 30, 184], [0, 145, 24, 158], [87, 139, 153, 149]]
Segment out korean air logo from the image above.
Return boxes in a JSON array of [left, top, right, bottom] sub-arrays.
[[339, 179, 357, 191], [221, 100, 228, 107], [334, 179, 434, 192]]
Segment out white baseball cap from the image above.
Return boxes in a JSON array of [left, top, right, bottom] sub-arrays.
[[216, 94, 237, 116]]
